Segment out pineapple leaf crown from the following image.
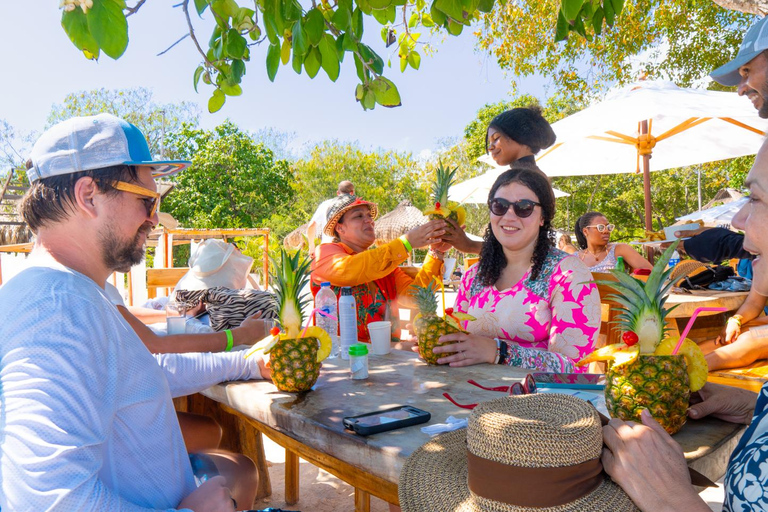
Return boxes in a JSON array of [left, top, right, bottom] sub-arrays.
[[269, 248, 312, 336], [411, 280, 439, 316], [431, 159, 458, 206], [594, 241, 680, 350]]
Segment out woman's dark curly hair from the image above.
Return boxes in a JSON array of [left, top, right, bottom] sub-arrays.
[[574, 211, 605, 250], [485, 106, 557, 155], [476, 166, 556, 286]]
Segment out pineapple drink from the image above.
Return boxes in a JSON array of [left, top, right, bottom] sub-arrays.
[[244, 249, 331, 392], [577, 242, 708, 434], [411, 281, 475, 365], [423, 160, 466, 226]]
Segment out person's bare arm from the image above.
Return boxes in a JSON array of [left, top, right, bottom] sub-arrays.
[[615, 243, 653, 270], [717, 288, 768, 345], [116, 305, 269, 354], [441, 218, 482, 254]]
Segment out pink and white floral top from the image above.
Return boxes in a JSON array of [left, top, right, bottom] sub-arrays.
[[455, 248, 601, 373]]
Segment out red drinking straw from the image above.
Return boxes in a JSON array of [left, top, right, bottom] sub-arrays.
[[672, 307, 728, 355]]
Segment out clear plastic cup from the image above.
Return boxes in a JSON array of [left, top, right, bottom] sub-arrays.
[[166, 300, 187, 335]]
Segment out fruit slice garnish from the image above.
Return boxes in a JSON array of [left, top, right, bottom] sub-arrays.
[[611, 346, 640, 367], [655, 337, 708, 392], [576, 342, 629, 367], [244, 332, 281, 359], [302, 326, 333, 362]]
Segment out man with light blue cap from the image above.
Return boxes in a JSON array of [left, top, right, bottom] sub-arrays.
[[711, 16, 768, 118], [0, 114, 263, 511]]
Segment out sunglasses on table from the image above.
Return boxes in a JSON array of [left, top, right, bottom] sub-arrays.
[[585, 223, 615, 233], [488, 198, 541, 218], [111, 181, 161, 218], [443, 375, 537, 410]]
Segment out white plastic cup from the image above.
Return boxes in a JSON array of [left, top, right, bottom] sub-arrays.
[[367, 321, 392, 355]]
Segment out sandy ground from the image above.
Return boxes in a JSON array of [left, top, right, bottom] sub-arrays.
[[250, 434, 390, 512]]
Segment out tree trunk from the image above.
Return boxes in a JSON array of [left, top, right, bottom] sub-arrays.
[[711, 0, 768, 15]]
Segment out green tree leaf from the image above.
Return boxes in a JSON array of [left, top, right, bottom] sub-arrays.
[[61, 8, 100, 60], [332, 7, 352, 31], [304, 8, 325, 46], [226, 29, 247, 59], [434, 0, 464, 22], [87, 0, 128, 60], [220, 82, 243, 96], [292, 19, 309, 56], [281, 38, 292, 65], [266, 42, 280, 81], [208, 89, 226, 113], [194, 0, 210, 15], [231, 59, 246, 83], [371, 77, 401, 107], [304, 46, 322, 78], [292, 50, 303, 74], [193, 65, 205, 93], [319, 35, 340, 81], [351, 8, 364, 41], [407, 51, 421, 70], [561, 0, 584, 21]]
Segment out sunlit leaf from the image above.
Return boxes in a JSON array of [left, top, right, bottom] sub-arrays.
[[208, 89, 226, 112], [87, 0, 128, 59]]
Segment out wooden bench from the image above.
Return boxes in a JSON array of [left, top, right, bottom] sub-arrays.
[[146, 267, 189, 299]]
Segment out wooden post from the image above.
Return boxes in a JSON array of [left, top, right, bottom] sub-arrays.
[[355, 488, 372, 512], [263, 231, 270, 289], [285, 449, 300, 504], [641, 119, 653, 233]]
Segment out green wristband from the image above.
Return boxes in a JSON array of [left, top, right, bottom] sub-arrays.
[[225, 329, 234, 352], [399, 235, 413, 252]]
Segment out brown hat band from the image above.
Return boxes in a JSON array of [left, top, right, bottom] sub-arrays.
[[467, 450, 604, 507]]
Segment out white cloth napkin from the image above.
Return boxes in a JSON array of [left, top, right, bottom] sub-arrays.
[[421, 416, 468, 436]]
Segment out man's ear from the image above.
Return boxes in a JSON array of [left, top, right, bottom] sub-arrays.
[[73, 177, 100, 219]]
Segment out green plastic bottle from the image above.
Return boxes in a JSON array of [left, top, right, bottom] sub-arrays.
[[616, 256, 625, 273]]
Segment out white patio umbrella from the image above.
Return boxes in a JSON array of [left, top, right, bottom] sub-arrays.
[[448, 155, 570, 204], [675, 196, 748, 229], [533, 80, 768, 230]]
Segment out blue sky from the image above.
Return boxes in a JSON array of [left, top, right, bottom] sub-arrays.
[[0, 2, 548, 156]]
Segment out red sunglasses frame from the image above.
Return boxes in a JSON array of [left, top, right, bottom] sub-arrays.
[[442, 375, 537, 410]]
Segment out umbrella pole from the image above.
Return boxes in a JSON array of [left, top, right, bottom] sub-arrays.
[[641, 120, 653, 232]]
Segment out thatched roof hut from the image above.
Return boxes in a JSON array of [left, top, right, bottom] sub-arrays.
[[374, 200, 427, 245], [284, 222, 308, 250]]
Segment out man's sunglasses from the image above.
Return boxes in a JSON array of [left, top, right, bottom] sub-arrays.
[[111, 181, 161, 218], [488, 198, 541, 218], [442, 375, 537, 409], [585, 223, 615, 233]]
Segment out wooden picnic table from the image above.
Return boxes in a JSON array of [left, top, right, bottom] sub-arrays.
[[665, 290, 750, 344], [182, 349, 745, 511]]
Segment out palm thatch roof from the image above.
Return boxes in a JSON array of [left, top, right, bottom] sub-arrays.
[[374, 200, 427, 245], [0, 225, 32, 245]]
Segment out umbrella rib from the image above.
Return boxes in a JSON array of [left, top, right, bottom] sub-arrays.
[[589, 132, 637, 144], [720, 117, 766, 136], [655, 117, 711, 142]]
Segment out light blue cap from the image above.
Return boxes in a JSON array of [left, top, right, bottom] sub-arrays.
[[29, 113, 191, 182], [711, 16, 768, 87]]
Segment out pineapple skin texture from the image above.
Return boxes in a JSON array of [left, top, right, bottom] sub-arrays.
[[270, 337, 321, 392], [414, 315, 460, 365], [605, 355, 690, 435]]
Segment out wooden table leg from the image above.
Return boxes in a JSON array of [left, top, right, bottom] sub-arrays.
[[285, 448, 300, 505], [355, 488, 371, 512]]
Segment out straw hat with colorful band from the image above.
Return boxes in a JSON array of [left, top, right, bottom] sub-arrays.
[[399, 394, 638, 512], [323, 194, 379, 238]]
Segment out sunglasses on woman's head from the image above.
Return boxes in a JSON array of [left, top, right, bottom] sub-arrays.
[[488, 198, 541, 218], [585, 223, 615, 233]]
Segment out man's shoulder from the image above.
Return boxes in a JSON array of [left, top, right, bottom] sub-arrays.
[[0, 264, 107, 309]]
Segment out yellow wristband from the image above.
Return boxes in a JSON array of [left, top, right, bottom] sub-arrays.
[[225, 329, 234, 352], [728, 316, 743, 327], [399, 235, 413, 252]]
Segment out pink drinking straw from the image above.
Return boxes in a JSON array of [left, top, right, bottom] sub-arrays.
[[672, 307, 728, 355], [300, 307, 338, 338]]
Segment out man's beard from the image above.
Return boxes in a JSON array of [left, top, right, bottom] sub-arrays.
[[100, 222, 153, 273], [758, 78, 768, 119]]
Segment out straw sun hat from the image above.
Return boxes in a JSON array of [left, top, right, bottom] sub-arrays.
[[399, 394, 638, 512], [323, 194, 379, 238]]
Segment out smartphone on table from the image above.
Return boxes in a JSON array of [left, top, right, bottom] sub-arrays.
[[531, 372, 605, 390], [343, 405, 430, 436]]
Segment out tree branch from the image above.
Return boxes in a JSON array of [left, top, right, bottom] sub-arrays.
[[710, 0, 768, 15], [125, 0, 147, 17], [181, 0, 215, 67], [157, 33, 190, 56]]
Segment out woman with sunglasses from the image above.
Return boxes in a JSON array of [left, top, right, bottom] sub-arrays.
[[575, 211, 652, 273], [432, 166, 601, 373]]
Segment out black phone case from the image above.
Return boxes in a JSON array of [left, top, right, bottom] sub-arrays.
[[342, 406, 431, 436]]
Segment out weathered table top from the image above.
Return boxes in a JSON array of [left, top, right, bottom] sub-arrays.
[[666, 290, 749, 318], [202, 349, 745, 485]]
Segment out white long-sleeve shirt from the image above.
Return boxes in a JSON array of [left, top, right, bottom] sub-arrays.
[[0, 258, 262, 511]]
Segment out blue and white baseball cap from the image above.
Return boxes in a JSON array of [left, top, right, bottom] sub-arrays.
[[28, 113, 191, 183], [711, 16, 768, 86]]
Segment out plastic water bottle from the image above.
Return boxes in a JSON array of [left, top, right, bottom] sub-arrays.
[[668, 250, 680, 268], [315, 282, 340, 359], [338, 287, 358, 360]]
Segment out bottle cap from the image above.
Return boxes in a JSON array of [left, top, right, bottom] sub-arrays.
[[321, 282, 330, 287], [341, 286, 352, 296], [348, 343, 368, 356]]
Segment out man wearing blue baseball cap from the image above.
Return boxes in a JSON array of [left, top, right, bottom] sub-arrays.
[[0, 114, 263, 511], [711, 16, 768, 117]]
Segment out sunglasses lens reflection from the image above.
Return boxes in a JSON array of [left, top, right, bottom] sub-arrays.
[[489, 199, 537, 218], [509, 382, 525, 395], [525, 375, 537, 394]]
